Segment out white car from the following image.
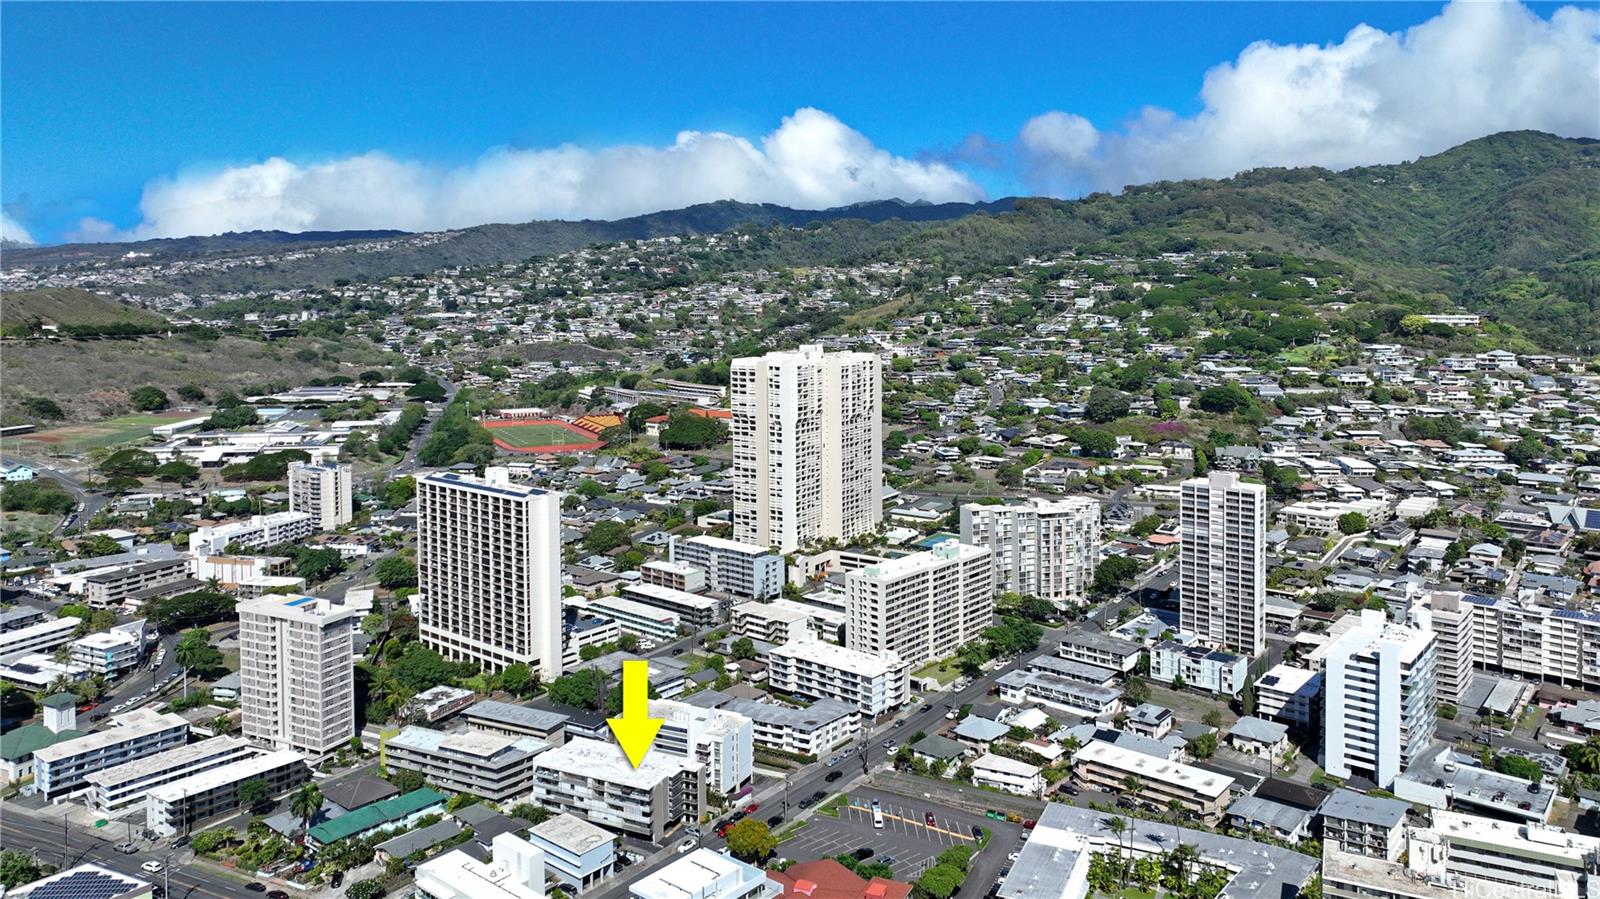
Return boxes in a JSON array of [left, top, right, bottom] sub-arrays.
[[676, 838, 696, 854], [141, 860, 164, 874]]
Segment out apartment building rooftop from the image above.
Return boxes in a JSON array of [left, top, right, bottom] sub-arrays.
[[33, 709, 187, 763], [768, 639, 904, 677], [388, 726, 550, 761], [529, 812, 613, 855], [147, 749, 305, 802], [1320, 788, 1410, 828], [1073, 739, 1232, 798], [1433, 810, 1600, 860], [534, 736, 701, 790], [82, 735, 248, 789], [466, 700, 571, 733]]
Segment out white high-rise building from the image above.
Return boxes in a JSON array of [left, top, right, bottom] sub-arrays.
[[288, 461, 353, 530], [845, 540, 994, 667], [648, 699, 754, 797], [1313, 609, 1438, 788], [1179, 472, 1267, 656], [960, 497, 1100, 607], [1416, 592, 1475, 704], [417, 468, 564, 679], [731, 344, 882, 553], [238, 593, 368, 761]]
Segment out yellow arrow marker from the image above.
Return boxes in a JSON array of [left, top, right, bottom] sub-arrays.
[[607, 659, 664, 768]]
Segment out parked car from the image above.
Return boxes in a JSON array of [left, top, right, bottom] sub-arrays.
[[677, 838, 697, 854], [744, 802, 760, 815], [767, 814, 784, 827], [1024, 819, 1037, 830], [971, 825, 983, 838], [925, 812, 937, 826], [853, 848, 875, 861], [825, 771, 843, 783], [244, 884, 266, 893]]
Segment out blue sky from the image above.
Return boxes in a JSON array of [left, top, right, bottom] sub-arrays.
[[3, 1, 1596, 243]]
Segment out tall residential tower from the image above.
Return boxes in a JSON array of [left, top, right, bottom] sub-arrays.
[[960, 497, 1100, 608], [417, 468, 564, 680], [1179, 472, 1267, 656], [731, 345, 881, 553], [288, 461, 353, 530], [238, 593, 368, 761]]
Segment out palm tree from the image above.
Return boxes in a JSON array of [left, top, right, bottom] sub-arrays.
[[1169, 842, 1202, 887], [1567, 738, 1600, 776], [290, 783, 322, 841], [1106, 816, 1129, 886], [1122, 774, 1146, 809]]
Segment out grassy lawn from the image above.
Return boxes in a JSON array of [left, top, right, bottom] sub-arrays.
[[12, 410, 204, 454], [915, 657, 964, 686], [1114, 888, 1158, 899], [2, 510, 60, 536], [816, 794, 849, 818], [1310, 768, 1345, 789]]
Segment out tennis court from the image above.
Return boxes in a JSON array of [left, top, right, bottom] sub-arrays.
[[484, 419, 606, 453]]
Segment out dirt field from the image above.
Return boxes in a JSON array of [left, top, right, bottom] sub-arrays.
[[6, 410, 201, 454]]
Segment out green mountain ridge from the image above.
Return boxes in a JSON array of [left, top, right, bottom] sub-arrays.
[[5, 131, 1597, 347]]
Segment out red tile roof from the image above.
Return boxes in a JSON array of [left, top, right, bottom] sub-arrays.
[[767, 860, 912, 899]]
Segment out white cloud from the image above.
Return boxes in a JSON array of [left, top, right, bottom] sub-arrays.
[[111, 108, 983, 239], [0, 211, 34, 244], [1019, 0, 1600, 193]]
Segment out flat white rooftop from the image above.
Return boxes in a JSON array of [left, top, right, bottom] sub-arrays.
[[34, 709, 187, 763], [1074, 739, 1232, 798], [768, 639, 903, 678], [533, 737, 699, 790]]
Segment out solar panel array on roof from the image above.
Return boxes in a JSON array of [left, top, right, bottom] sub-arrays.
[[1585, 509, 1600, 530], [29, 869, 143, 899]]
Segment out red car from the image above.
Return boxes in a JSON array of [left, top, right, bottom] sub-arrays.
[[744, 803, 760, 815], [715, 823, 731, 838], [1023, 819, 1037, 830], [925, 812, 937, 827]]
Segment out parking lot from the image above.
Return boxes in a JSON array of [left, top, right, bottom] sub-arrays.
[[778, 790, 991, 882]]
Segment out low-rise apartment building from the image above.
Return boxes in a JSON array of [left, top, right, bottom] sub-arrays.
[[1057, 631, 1143, 673], [384, 726, 552, 802], [619, 583, 719, 629], [640, 560, 707, 594], [1, 617, 81, 659], [529, 813, 616, 894], [995, 669, 1121, 718], [83, 557, 190, 609], [34, 709, 189, 800], [1149, 641, 1249, 696], [670, 535, 784, 600], [530, 737, 705, 842], [147, 749, 310, 837], [971, 753, 1045, 797], [588, 595, 681, 646], [83, 735, 256, 813], [732, 599, 819, 645], [765, 639, 910, 718], [1072, 739, 1233, 823], [463, 700, 569, 745], [719, 697, 861, 758], [1254, 663, 1321, 727], [649, 699, 754, 797], [69, 627, 145, 677], [191, 511, 316, 554]]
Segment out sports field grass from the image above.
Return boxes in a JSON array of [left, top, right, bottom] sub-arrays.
[[7, 410, 201, 455], [484, 419, 605, 453]]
